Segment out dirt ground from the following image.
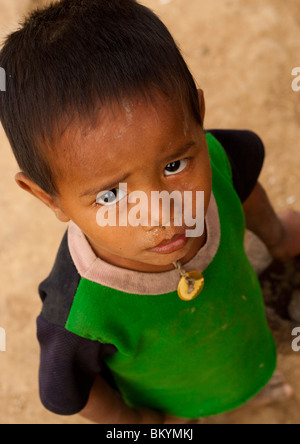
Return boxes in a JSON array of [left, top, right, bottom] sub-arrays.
[[0, 0, 299, 424]]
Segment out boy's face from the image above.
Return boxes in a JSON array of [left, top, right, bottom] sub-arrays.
[[21, 91, 212, 272]]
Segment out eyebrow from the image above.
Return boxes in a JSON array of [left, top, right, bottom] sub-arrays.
[[80, 172, 131, 198], [80, 142, 196, 198], [163, 142, 196, 164]]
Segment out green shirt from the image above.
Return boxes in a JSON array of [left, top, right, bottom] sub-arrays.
[[65, 133, 277, 418]]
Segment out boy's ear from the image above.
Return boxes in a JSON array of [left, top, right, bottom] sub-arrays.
[[15, 172, 70, 223], [197, 89, 206, 124]]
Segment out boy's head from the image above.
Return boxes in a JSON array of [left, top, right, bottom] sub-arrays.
[[0, 0, 212, 272]]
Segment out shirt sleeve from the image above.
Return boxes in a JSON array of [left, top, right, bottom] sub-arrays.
[[37, 315, 118, 415], [208, 129, 265, 203], [37, 231, 119, 416]]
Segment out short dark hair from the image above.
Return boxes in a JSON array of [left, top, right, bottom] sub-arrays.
[[0, 0, 201, 196]]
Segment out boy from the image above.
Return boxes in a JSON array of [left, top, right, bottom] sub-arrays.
[[0, 0, 300, 424]]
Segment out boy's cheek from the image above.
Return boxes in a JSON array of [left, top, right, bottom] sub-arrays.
[[87, 225, 141, 254]]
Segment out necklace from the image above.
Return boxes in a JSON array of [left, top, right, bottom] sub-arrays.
[[173, 261, 204, 302]]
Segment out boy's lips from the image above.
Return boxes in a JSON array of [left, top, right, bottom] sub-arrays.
[[148, 232, 189, 255]]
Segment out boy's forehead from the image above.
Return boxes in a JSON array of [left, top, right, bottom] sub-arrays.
[[51, 94, 196, 186], [80, 94, 192, 144]]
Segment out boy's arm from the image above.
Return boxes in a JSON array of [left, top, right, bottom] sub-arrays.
[[80, 375, 198, 424], [243, 182, 300, 260], [80, 375, 164, 424]]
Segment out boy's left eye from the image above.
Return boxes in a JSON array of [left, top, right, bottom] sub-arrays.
[[164, 159, 189, 176], [96, 188, 127, 206]]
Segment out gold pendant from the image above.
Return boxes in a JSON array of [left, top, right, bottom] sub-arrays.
[[173, 261, 204, 302]]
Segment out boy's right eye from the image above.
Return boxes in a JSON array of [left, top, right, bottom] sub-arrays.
[[96, 188, 127, 206]]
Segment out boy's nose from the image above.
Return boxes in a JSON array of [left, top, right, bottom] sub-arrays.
[[141, 193, 182, 231], [142, 224, 167, 233]]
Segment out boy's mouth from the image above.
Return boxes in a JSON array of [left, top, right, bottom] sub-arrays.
[[148, 232, 189, 255]]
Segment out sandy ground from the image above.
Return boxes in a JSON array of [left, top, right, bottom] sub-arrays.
[[0, 0, 299, 424]]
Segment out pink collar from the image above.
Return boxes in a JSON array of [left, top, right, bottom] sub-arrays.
[[68, 193, 221, 295]]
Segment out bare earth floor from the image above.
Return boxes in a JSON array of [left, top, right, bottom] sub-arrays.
[[0, 0, 299, 424]]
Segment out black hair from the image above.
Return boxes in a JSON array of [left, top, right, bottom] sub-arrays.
[[0, 0, 201, 196]]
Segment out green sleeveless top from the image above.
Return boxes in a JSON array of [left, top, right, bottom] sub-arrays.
[[65, 133, 277, 418]]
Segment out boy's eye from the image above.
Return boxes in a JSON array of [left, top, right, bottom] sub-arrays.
[[164, 159, 189, 176], [96, 188, 127, 206]]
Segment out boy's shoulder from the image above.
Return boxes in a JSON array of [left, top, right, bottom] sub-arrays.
[[39, 231, 81, 327], [207, 129, 265, 203]]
